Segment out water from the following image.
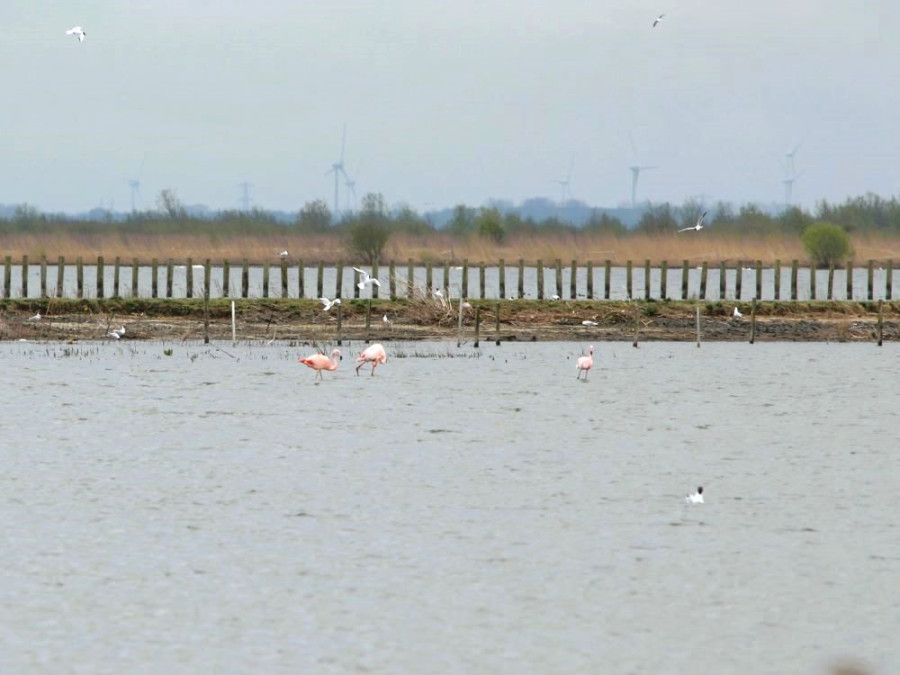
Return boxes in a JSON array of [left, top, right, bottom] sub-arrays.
[[1, 340, 897, 673]]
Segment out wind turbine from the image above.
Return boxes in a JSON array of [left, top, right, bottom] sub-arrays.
[[552, 154, 575, 205], [628, 133, 657, 208], [237, 181, 254, 211], [128, 154, 146, 212], [780, 143, 804, 207], [325, 124, 350, 217], [344, 161, 361, 213]]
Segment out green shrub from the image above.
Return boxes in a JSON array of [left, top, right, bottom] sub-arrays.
[[802, 222, 852, 267]]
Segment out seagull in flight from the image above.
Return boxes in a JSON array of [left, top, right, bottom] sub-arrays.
[[352, 267, 381, 290], [652, 14, 665, 28], [686, 486, 704, 504], [319, 296, 341, 312], [66, 26, 86, 42], [678, 211, 708, 233]]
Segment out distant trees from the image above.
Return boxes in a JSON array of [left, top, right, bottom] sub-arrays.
[[297, 199, 332, 232], [635, 203, 677, 234], [156, 189, 186, 220], [346, 193, 390, 264], [802, 222, 852, 267], [475, 207, 505, 243]]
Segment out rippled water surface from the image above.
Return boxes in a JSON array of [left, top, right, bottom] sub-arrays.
[[1, 340, 898, 674]]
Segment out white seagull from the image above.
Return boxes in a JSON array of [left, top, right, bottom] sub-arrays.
[[66, 26, 86, 42], [27, 312, 42, 322], [686, 486, 704, 504], [652, 14, 665, 28], [319, 296, 341, 312], [279, 250, 289, 258], [733, 306, 743, 319], [111, 325, 126, 337], [550, 294, 561, 301], [382, 314, 392, 328], [352, 267, 381, 290], [582, 319, 599, 327], [106, 331, 120, 339], [678, 211, 708, 233]]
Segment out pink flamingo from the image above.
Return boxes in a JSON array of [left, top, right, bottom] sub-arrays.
[[576, 345, 594, 381], [298, 348, 341, 381], [356, 343, 387, 376]]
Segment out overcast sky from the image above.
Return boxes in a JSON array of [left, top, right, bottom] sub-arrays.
[[2, 1, 898, 214]]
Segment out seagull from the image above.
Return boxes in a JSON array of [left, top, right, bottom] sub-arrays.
[[352, 267, 381, 290], [550, 294, 561, 301], [733, 306, 743, 319], [382, 314, 392, 328], [27, 312, 42, 322], [319, 296, 341, 312], [686, 487, 704, 504], [66, 26, 86, 42], [678, 211, 708, 233], [652, 14, 665, 28], [112, 325, 125, 337], [432, 288, 444, 299], [582, 320, 598, 327], [279, 250, 289, 258], [106, 331, 120, 340]]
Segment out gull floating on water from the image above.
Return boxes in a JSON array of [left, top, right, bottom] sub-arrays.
[[652, 14, 665, 27], [319, 296, 341, 312], [27, 312, 42, 322], [733, 306, 743, 319], [678, 211, 708, 233], [66, 26, 86, 42], [686, 486, 704, 504], [352, 267, 381, 290]]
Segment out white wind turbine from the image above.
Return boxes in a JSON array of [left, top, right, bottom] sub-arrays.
[[325, 124, 351, 217], [552, 154, 575, 206], [128, 154, 145, 212], [344, 161, 361, 213], [781, 142, 803, 207], [629, 133, 657, 208]]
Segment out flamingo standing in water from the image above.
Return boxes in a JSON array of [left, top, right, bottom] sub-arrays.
[[298, 349, 341, 381], [356, 343, 387, 376], [576, 345, 594, 381]]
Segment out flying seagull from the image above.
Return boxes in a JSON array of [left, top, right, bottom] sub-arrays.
[[652, 14, 665, 28], [319, 296, 341, 312], [66, 26, 86, 42], [352, 267, 381, 290], [678, 211, 708, 233]]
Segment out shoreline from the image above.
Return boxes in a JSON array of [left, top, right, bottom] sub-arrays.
[[1, 299, 896, 344]]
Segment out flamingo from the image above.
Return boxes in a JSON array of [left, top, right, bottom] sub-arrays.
[[298, 349, 341, 381], [576, 345, 594, 381], [356, 343, 387, 376]]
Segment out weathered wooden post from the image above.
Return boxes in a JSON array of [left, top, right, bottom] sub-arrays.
[[887, 260, 894, 300], [827, 263, 835, 301], [281, 259, 289, 298], [426, 262, 433, 296], [478, 262, 485, 299], [131, 258, 139, 298], [77, 257, 85, 298], [695, 305, 701, 348], [461, 259, 469, 299], [166, 259, 174, 298], [810, 262, 817, 300], [846, 260, 854, 300], [474, 306, 481, 348], [700, 262, 708, 300], [365, 299, 372, 342], [719, 261, 726, 300], [517, 259, 524, 299], [40, 256, 47, 298], [241, 259, 249, 298], [750, 298, 757, 344], [632, 301, 640, 348], [297, 259, 304, 299], [317, 261, 324, 299], [554, 259, 562, 299], [96, 256, 104, 298], [755, 260, 762, 300], [203, 267, 210, 345], [644, 260, 651, 300], [735, 261, 743, 301], [336, 302, 343, 346], [113, 256, 121, 298], [204, 259, 211, 300], [372, 261, 380, 299], [661, 260, 669, 300], [223, 260, 230, 298], [681, 260, 689, 300], [867, 260, 874, 300], [262, 261, 270, 298], [456, 290, 464, 348], [774, 260, 781, 300], [442, 262, 449, 297], [186, 258, 194, 299], [499, 259, 506, 300], [536, 259, 544, 300], [604, 260, 611, 299], [877, 299, 884, 346], [3, 256, 10, 298], [626, 260, 633, 300], [586, 260, 593, 300], [790, 260, 798, 301], [57, 256, 65, 298], [407, 258, 414, 299], [571, 260, 578, 299], [21, 255, 29, 299], [389, 260, 396, 300], [336, 260, 344, 299], [495, 301, 501, 345]]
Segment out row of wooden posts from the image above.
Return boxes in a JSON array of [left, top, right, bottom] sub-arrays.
[[1, 255, 896, 302]]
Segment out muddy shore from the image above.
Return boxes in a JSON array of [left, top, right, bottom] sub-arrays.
[[1, 298, 896, 344]]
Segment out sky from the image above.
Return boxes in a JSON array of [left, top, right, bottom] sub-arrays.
[[2, 1, 899, 215]]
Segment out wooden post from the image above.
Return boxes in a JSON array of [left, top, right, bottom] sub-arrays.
[[297, 259, 304, 299], [461, 259, 469, 299], [827, 263, 835, 300], [774, 260, 781, 300], [517, 259, 524, 299], [661, 260, 669, 300], [456, 289, 464, 348], [407, 258, 414, 299], [57, 256, 65, 298], [887, 260, 893, 300], [336, 302, 343, 346], [40, 256, 47, 298], [186, 258, 194, 299], [719, 261, 726, 300], [867, 260, 874, 301], [755, 260, 762, 300], [877, 299, 884, 346], [426, 262, 433, 296], [495, 301, 501, 345], [204, 259, 211, 299], [735, 261, 743, 301], [644, 260, 651, 300], [317, 261, 324, 299], [846, 260, 853, 300], [372, 261, 380, 299], [203, 270, 210, 345], [586, 260, 593, 300], [131, 258, 139, 298], [626, 260, 633, 300], [554, 259, 562, 299], [21, 255, 29, 299], [810, 262, 817, 300], [695, 305, 701, 348], [442, 262, 449, 298], [499, 259, 506, 300], [750, 298, 757, 344], [571, 260, 577, 299], [681, 260, 689, 300], [223, 260, 230, 298], [700, 262, 708, 300], [166, 259, 174, 298], [604, 260, 611, 300], [96, 256, 104, 298], [262, 261, 270, 298], [389, 260, 396, 300], [474, 306, 481, 348], [479, 262, 485, 299], [536, 259, 544, 300], [281, 259, 289, 298], [2, 256, 10, 298], [790, 260, 798, 301], [336, 260, 344, 300], [113, 256, 120, 298], [632, 301, 639, 348], [78, 257, 85, 298], [241, 259, 249, 298], [365, 299, 372, 342]]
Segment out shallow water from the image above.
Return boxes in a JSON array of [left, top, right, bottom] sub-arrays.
[[1, 340, 897, 673]]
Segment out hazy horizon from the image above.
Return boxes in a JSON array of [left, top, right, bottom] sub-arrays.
[[2, 2, 898, 214]]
